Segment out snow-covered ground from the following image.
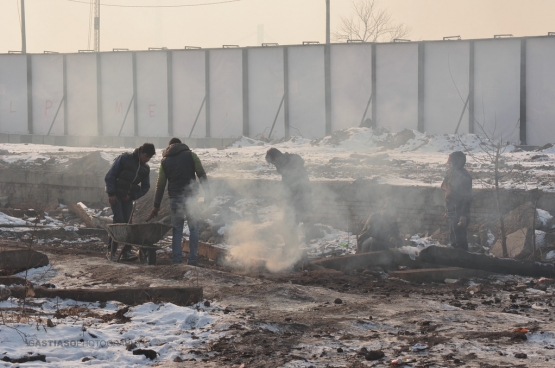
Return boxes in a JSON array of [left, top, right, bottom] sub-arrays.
[[2, 128, 555, 191]]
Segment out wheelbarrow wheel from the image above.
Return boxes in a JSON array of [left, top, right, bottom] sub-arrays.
[[139, 248, 157, 265]]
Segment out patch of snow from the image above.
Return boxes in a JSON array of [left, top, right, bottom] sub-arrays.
[[0, 211, 27, 225], [537, 208, 553, 227]]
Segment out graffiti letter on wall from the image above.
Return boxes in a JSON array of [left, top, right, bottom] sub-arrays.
[[115, 102, 122, 114], [45, 100, 52, 115], [149, 104, 156, 118], [10, 101, 16, 113]]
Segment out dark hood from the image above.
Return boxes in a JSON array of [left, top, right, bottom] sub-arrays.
[[163, 143, 191, 158], [449, 151, 466, 168]]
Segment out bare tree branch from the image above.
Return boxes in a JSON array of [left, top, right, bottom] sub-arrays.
[[333, 0, 411, 42]]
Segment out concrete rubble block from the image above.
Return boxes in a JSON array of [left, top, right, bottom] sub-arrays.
[[0, 249, 50, 275]]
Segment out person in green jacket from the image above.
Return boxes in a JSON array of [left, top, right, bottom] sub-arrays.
[[146, 138, 209, 266]]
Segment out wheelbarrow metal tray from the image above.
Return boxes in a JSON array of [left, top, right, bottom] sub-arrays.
[[107, 223, 172, 245]]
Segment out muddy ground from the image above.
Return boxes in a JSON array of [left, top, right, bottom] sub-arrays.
[[3, 240, 555, 368]]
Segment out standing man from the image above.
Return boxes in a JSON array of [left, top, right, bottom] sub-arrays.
[[105, 142, 155, 261], [147, 138, 209, 266], [441, 151, 473, 251], [265, 148, 312, 247]]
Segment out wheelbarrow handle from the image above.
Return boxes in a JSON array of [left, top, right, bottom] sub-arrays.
[[128, 201, 137, 225]]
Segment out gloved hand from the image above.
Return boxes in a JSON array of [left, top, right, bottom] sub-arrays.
[[146, 207, 159, 222], [108, 196, 117, 205], [458, 216, 467, 227]]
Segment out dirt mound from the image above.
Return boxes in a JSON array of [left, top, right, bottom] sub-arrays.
[[66, 151, 111, 174]]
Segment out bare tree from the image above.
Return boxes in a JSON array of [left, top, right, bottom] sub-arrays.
[[333, 0, 411, 42]]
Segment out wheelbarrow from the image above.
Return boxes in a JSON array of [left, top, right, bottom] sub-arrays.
[[106, 222, 172, 265]]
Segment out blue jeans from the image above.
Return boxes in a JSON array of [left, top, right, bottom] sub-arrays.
[[108, 198, 134, 255], [170, 196, 200, 264]]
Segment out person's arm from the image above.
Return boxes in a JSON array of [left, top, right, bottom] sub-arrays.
[[192, 152, 210, 199], [153, 164, 167, 209], [105, 155, 124, 197], [133, 169, 150, 200]]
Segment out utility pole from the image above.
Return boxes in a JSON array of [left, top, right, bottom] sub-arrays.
[[21, 0, 27, 53], [94, 0, 100, 52], [326, 0, 330, 44]]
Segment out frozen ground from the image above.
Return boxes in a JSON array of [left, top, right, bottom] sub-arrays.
[[1, 243, 555, 367], [1, 128, 555, 191]]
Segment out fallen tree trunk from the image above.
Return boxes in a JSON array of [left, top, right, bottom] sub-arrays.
[[0, 276, 29, 286], [309, 249, 445, 272], [419, 246, 555, 279], [9, 286, 203, 306], [310, 251, 394, 271]]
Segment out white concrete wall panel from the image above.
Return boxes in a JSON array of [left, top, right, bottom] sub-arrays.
[[248, 47, 285, 139], [172, 50, 206, 138], [0, 55, 28, 134], [31, 54, 64, 135], [288, 46, 326, 138], [330, 44, 373, 132], [424, 42, 470, 134], [526, 38, 555, 146], [375, 43, 418, 132], [474, 39, 521, 143], [136, 52, 168, 137], [66, 54, 97, 136], [209, 49, 243, 138], [100, 52, 134, 137]]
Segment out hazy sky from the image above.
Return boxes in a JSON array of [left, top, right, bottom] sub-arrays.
[[1, 0, 554, 53]]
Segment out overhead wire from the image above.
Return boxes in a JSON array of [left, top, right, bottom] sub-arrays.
[[67, 0, 241, 8]]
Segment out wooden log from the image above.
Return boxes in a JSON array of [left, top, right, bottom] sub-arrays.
[[0, 249, 49, 276], [0, 276, 29, 286], [67, 203, 95, 228], [309, 250, 394, 271], [389, 267, 494, 283], [9, 286, 203, 306], [182, 240, 227, 263], [419, 246, 555, 278]]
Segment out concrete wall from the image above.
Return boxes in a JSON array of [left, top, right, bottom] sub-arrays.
[[1, 36, 555, 146], [2, 168, 553, 241]]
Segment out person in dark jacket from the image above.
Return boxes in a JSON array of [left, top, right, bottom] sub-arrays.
[[265, 148, 312, 225], [265, 148, 312, 250], [441, 151, 473, 251], [146, 138, 209, 266], [105, 142, 155, 261], [357, 200, 402, 253]]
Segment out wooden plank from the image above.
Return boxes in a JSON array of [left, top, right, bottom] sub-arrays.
[[389, 267, 494, 283], [10, 286, 203, 306], [67, 203, 95, 228]]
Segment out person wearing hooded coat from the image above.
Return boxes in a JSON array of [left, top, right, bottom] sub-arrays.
[[441, 151, 473, 251], [265, 148, 313, 251], [105, 142, 155, 261], [147, 138, 209, 266]]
